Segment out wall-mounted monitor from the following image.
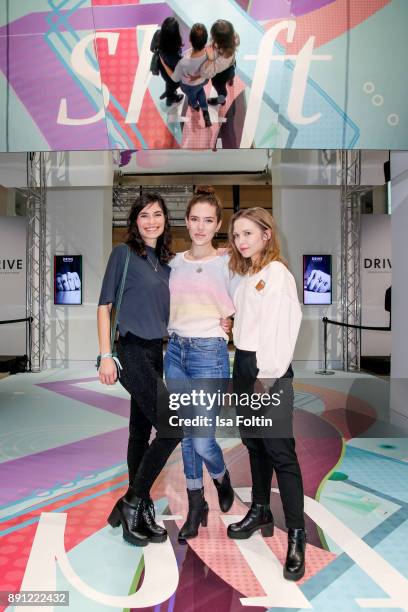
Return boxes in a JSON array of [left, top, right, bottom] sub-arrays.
[[54, 255, 82, 305], [303, 255, 332, 305]]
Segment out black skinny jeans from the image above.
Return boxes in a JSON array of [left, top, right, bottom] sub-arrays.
[[233, 348, 305, 529], [158, 64, 180, 102], [117, 333, 181, 499], [211, 63, 236, 99]]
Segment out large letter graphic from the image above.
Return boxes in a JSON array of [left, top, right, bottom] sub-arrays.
[[57, 33, 119, 126], [125, 25, 158, 124], [16, 512, 179, 611], [240, 21, 296, 149], [234, 487, 408, 609]]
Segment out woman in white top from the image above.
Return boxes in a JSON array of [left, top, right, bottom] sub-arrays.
[[199, 19, 240, 107], [227, 207, 306, 582], [165, 186, 235, 541]]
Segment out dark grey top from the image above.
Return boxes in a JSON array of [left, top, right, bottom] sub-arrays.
[[98, 243, 171, 340]]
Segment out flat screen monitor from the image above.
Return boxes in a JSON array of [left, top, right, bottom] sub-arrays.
[[303, 255, 332, 305], [54, 255, 82, 305]]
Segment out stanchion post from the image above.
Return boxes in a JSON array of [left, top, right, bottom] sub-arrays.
[[316, 317, 335, 375]]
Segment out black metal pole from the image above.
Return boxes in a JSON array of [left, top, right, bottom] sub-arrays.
[[316, 316, 335, 375]]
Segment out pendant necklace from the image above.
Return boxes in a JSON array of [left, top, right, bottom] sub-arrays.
[[186, 250, 207, 273], [146, 255, 159, 272]]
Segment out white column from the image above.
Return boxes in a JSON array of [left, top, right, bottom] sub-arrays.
[[390, 152, 408, 430]]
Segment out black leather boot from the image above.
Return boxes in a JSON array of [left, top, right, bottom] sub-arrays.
[[213, 469, 234, 512], [227, 503, 274, 540], [284, 528, 306, 581], [178, 488, 209, 542], [141, 498, 167, 543], [107, 492, 149, 546], [207, 96, 226, 106], [202, 109, 212, 127]]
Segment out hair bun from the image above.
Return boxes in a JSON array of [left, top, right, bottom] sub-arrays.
[[195, 185, 215, 195]]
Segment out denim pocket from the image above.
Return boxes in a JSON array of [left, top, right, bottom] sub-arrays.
[[190, 337, 226, 352]]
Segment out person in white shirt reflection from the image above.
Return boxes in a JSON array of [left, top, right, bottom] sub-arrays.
[[226, 207, 306, 582]]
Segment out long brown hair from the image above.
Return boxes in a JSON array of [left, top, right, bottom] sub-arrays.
[[210, 20, 238, 58], [186, 185, 223, 223], [228, 208, 286, 275], [126, 192, 175, 263]]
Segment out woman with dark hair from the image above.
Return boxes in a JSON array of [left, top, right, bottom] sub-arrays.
[[97, 192, 181, 546], [199, 19, 240, 106], [150, 17, 184, 107]]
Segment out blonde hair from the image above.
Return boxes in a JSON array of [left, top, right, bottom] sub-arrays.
[[228, 208, 286, 275]]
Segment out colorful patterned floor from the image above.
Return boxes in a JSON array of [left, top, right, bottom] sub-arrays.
[[0, 369, 407, 611]]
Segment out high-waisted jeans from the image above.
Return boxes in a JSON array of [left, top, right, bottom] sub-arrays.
[[164, 334, 230, 489]]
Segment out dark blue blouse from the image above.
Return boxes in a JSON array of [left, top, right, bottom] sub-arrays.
[[98, 243, 170, 340]]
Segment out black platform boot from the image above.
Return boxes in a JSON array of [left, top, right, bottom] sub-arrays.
[[202, 109, 212, 127], [107, 492, 149, 546], [227, 503, 274, 540], [207, 96, 226, 106], [213, 469, 234, 512], [178, 488, 209, 542], [283, 528, 306, 581], [141, 498, 167, 543]]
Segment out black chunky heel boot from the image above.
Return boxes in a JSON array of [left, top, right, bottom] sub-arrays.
[[227, 503, 274, 540], [141, 498, 167, 543], [283, 528, 306, 581], [107, 493, 149, 546], [213, 469, 234, 512], [178, 488, 209, 542]]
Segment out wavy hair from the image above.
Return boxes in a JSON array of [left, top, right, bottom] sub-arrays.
[[126, 192, 175, 263], [210, 19, 238, 58], [228, 207, 286, 275]]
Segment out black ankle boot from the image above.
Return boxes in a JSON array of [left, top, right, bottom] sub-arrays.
[[213, 470, 234, 512], [207, 97, 226, 106], [107, 492, 149, 546], [202, 109, 212, 127], [141, 498, 167, 543], [178, 488, 209, 542], [284, 528, 306, 581], [227, 503, 274, 540]]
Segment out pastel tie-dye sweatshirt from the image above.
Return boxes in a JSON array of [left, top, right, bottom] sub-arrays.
[[168, 253, 235, 340]]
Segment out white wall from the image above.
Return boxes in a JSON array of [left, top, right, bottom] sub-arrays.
[[390, 151, 408, 430], [271, 150, 388, 187], [0, 217, 27, 355], [273, 186, 342, 368], [45, 152, 114, 188], [360, 215, 391, 356], [45, 187, 112, 366]]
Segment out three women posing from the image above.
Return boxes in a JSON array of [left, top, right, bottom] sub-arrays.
[[97, 192, 306, 580]]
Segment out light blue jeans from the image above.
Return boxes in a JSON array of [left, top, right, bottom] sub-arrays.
[[164, 334, 230, 490]]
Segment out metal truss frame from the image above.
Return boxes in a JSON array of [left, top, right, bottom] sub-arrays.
[[339, 150, 368, 371], [25, 152, 47, 372]]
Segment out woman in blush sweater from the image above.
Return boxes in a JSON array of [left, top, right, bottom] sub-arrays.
[[227, 207, 306, 582]]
